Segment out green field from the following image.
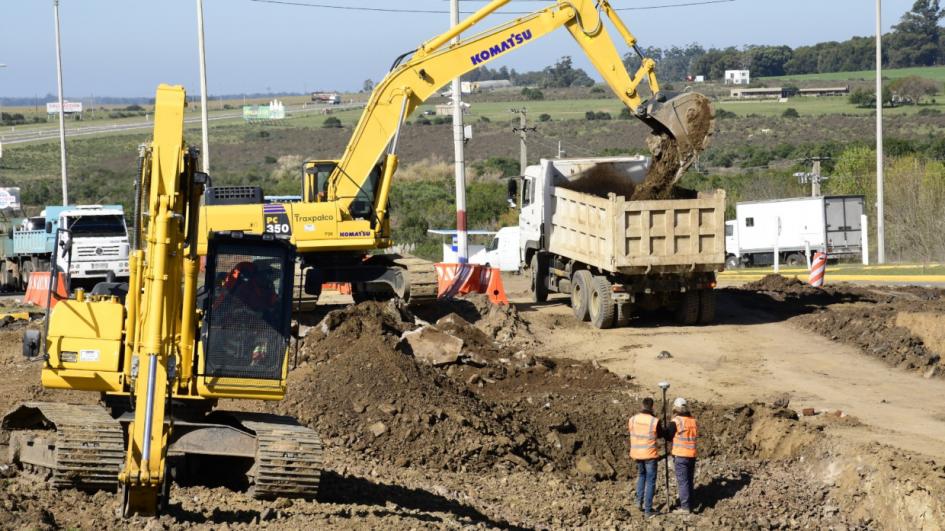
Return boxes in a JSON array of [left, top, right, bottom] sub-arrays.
[[762, 65, 945, 83]]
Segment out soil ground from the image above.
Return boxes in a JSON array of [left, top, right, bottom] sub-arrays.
[[1, 275, 945, 530]]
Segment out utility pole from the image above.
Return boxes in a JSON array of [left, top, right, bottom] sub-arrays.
[[196, 0, 211, 174], [811, 158, 822, 197], [511, 108, 536, 175], [450, 0, 468, 263], [875, 0, 886, 263], [53, 0, 69, 205]]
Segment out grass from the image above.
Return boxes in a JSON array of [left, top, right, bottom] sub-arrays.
[[761, 65, 945, 83], [721, 263, 945, 277], [715, 95, 945, 117]]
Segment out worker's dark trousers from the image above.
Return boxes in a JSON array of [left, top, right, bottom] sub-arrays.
[[674, 456, 696, 510]]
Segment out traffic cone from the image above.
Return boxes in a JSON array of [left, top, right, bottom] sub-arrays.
[[485, 267, 509, 305]]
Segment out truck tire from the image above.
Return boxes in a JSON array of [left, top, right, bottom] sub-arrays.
[[0, 261, 12, 290], [20, 259, 35, 289], [571, 270, 592, 321], [698, 289, 716, 325], [588, 275, 615, 329], [725, 255, 741, 269], [785, 253, 805, 267], [529, 254, 548, 303], [674, 290, 700, 326]]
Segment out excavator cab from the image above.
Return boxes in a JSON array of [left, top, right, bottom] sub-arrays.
[[198, 231, 296, 394]]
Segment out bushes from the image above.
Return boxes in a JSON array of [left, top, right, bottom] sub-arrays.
[[585, 111, 611, 121], [322, 116, 342, 128], [538, 113, 551, 122], [781, 108, 800, 118], [521, 87, 545, 101]]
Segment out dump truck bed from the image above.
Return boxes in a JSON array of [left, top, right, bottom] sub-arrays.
[[548, 188, 726, 275]]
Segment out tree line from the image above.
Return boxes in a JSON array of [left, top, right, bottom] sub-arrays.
[[468, 1, 945, 84]]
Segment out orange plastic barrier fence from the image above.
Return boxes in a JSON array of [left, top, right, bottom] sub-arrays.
[[322, 282, 352, 295], [24, 272, 68, 308], [435, 263, 508, 304]]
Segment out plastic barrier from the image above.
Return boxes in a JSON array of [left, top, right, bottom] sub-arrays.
[[321, 282, 352, 295], [435, 263, 508, 304], [809, 252, 827, 287], [24, 272, 69, 308]]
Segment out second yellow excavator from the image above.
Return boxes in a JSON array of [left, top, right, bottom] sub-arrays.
[[198, 0, 715, 301]]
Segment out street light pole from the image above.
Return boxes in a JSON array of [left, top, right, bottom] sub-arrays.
[[450, 0, 468, 263], [876, 0, 885, 263], [196, 0, 210, 174], [53, 0, 69, 205]]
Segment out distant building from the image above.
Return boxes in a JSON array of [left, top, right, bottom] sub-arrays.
[[435, 102, 470, 116], [724, 70, 750, 85], [470, 79, 513, 92], [798, 86, 850, 97], [730, 87, 785, 99]]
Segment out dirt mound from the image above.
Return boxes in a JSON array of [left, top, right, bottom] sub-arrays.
[[743, 274, 814, 295], [283, 299, 624, 475], [794, 306, 945, 377], [733, 277, 945, 378], [411, 293, 535, 347]]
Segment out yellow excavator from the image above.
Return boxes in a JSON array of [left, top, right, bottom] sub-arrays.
[[2, 85, 321, 516], [198, 0, 715, 302]]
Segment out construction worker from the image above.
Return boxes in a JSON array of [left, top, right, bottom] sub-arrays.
[[628, 396, 665, 518], [666, 397, 698, 514]]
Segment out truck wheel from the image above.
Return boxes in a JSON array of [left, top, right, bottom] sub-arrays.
[[0, 262, 11, 290], [20, 260, 35, 288], [785, 253, 805, 267], [674, 291, 700, 326], [588, 276, 615, 329], [529, 254, 548, 303], [571, 270, 592, 321], [725, 255, 741, 269], [698, 289, 716, 324]]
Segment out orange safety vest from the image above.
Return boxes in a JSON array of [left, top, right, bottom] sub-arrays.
[[671, 416, 698, 458], [628, 413, 659, 460]]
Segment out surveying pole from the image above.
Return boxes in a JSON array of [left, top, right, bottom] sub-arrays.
[[450, 0, 468, 263], [658, 381, 671, 511]]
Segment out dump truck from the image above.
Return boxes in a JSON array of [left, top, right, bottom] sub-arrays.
[[519, 156, 726, 329], [0, 199, 130, 289]]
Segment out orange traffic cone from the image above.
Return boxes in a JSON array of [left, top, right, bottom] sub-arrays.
[[485, 267, 509, 305]]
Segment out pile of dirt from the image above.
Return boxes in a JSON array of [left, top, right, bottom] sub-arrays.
[[283, 299, 628, 476], [742, 273, 815, 296], [794, 305, 944, 377], [734, 275, 945, 378], [410, 294, 536, 348]]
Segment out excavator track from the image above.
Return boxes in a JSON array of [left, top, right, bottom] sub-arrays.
[[2, 402, 124, 491], [393, 255, 438, 302], [235, 413, 323, 499]]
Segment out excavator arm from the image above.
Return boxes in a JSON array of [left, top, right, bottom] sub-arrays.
[[327, 0, 713, 219]]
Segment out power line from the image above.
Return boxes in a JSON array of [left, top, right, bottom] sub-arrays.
[[246, 0, 736, 14]]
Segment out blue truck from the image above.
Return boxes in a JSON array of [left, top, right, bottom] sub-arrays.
[[0, 193, 130, 290]]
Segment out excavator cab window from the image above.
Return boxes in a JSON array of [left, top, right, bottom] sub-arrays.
[[200, 233, 296, 381], [349, 164, 381, 220], [305, 163, 335, 203]]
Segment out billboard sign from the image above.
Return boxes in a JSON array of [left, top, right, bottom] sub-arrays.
[[46, 101, 83, 114], [0, 187, 22, 211]]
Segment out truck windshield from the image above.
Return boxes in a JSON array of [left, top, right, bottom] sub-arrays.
[[67, 215, 127, 238]]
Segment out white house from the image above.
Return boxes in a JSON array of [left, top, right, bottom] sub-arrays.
[[724, 70, 750, 85]]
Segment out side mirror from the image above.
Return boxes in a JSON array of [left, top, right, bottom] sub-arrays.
[[45, 221, 53, 233]]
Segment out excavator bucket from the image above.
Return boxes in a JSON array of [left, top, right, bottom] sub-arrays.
[[644, 91, 715, 158]]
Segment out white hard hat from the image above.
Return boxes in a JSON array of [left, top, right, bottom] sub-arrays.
[[673, 397, 688, 409]]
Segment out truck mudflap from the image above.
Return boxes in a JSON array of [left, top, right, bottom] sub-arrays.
[[2, 402, 125, 491]]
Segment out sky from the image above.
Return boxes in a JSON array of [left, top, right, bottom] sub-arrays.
[[0, 0, 921, 98]]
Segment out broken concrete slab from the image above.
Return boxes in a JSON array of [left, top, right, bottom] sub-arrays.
[[402, 325, 465, 366]]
